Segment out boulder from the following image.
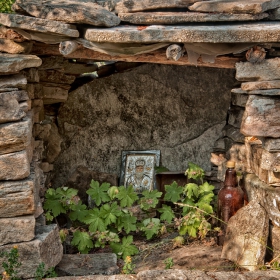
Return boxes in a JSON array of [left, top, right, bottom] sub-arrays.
[[0, 224, 63, 279], [0, 215, 35, 246], [221, 200, 269, 271], [0, 178, 35, 217], [13, 0, 120, 27]]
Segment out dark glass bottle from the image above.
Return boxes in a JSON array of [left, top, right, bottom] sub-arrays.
[[217, 161, 244, 246]]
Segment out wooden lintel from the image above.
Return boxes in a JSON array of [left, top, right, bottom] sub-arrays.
[[31, 42, 243, 69]]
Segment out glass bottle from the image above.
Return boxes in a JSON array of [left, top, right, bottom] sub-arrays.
[[217, 161, 244, 246]]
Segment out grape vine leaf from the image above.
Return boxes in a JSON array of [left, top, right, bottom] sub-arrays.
[[158, 204, 175, 224], [199, 182, 215, 194], [117, 213, 137, 234], [71, 230, 93, 254], [86, 180, 110, 206], [110, 235, 139, 259], [69, 201, 88, 222], [100, 202, 122, 226], [164, 182, 183, 202], [115, 186, 139, 207], [140, 190, 162, 210], [83, 208, 106, 232], [185, 183, 199, 199], [141, 218, 161, 240]]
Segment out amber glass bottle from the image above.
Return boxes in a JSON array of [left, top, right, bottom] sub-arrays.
[[217, 161, 244, 246]]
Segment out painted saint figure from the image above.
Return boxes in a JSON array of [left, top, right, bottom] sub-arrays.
[[125, 159, 152, 193]]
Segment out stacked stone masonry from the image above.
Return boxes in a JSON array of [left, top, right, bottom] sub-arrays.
[[2, 0, 280, 278]]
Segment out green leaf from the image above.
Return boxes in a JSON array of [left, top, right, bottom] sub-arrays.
[[117, 213, 137, 234], [115, 186, 139, 207], [164, 182, 184, 202], [110, 236, 139, 259], [198, 193, 214, 204], [184, 183, 199, 199], [44, 189, 66, 217], [141, 218, 161, 240], [196, 202, 213, 214], [100, 202, 122, 226], [199, 182, 215, 194], [140, 190, 162, 210], [86, 180, 110, 206], [71, 230, 93, 254], [83, 208, 106, 232], [185, 162, 205, 181], [181, 198, 195, 215], [69, 201, 88, 222], [158, 204, 175, 224]]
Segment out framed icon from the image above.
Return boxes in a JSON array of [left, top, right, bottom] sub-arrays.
[[120, 150, 160, 193]]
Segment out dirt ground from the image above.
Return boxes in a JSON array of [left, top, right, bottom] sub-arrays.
[[131, 234, 237, 273]]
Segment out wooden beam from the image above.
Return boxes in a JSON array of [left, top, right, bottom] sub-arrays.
[[30, 42, 243, 69]]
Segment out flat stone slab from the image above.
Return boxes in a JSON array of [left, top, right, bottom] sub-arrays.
[[46, 269, 280, 279], [236, 58, 280, 81], [115, 0, 198, 13], [119, 12, 268, 25], [0, 73, 26, 89], [0, 224, 63, 279], [241, 80, 280, 91], [0, 215, 35, 245], [56, 254, 119, 276], [84, 22, 280, 43], [0, 177, 35, 217], [0, 114, 32, 155], [241, 95, 280, 137], [0, 13, 79, 37], [189, 0, 280, 14], [234, 88, 280, 95], [0, 53, 41, 73], [13, 0, 120, 27]]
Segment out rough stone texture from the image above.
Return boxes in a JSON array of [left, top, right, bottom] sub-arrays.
[[269, 7, 280, 19], [83, 23, 280, 43], [231, 90, 249, 107], [2, 89, 29, 102], [270, 224, 280, 261], [241, 80, 280, 91], [0, 215, 35, 245], [0, 13, 79, 37], [221, 200, 269, 271], [119, 11, 268, 24], [0, 224, 63, 279], [13, 0, 120, 27], [0, 73, 26, 88], [34, 83, 70, 104], [236, 58, 280, 81], [22, 68, 40, 83], [245, 173, 280, 227], [260, 148, 280, 173], [0, 53, 42, 73], [189, 0, 280, 14], [0, 92, 26, 123], [228, 106, 244, 128], [0, 150, 30, 180], [66, 165, 118, 204], [38, 70, 76, 85], [115, 0, 198, 13], [0, 114, 32, 155], [241, 95, 280, 137], [51, 64, 235, 188], [222, 125, 244, 143], [0, 39, 33, 54], [264, 138, 280, 152], [56, 254, 119, 276], [0, 178, 35, 217]]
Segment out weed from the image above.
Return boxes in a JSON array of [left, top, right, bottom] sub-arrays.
[[164, 257, 174, 269]]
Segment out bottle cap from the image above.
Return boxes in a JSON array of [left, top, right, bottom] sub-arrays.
[[226, 161, 235, 168]]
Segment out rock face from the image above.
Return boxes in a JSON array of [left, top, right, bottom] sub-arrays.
[[221, 200, 269, 271], [0, 224, 63, 278], [13, 0, 121, 27], [52, 64, 235, 187]]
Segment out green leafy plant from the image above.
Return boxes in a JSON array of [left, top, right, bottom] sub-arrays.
[[0, 246, 21, 280], [122, 256, 135, 274], [164, 257, 174, 269], [0, 0, 15, 13], [34, 263, 57, 280]]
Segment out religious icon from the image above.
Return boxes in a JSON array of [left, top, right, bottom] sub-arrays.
[[120, 150, 160, 194]]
